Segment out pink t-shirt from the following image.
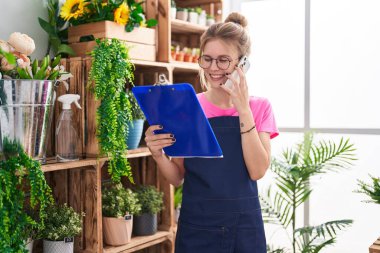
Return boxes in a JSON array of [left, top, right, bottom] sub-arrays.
[[197, 93, 279, 139]]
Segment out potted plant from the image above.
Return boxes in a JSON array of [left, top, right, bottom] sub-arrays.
[[102, 183, 141, 246], [0, 138, 53, 252], [198, 8, 207, 26], [38, 203, 84, 253], [170, 0, 177, 19], [356, 175, 380, 252], [133, 185, 164, 236], [261, 133, 356, 253], [89, 38, 135, 183], [187, 8, 198, 24], [174, 186, 183, 223], [206, 14, 215, 26], [176, 7, 188, 21], [126, 90, 145, 150]]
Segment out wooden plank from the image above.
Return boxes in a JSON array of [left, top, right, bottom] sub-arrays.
[[42, 158, 98, 172], [103, 231, 171, 253], [171, 19, 207, 34], [47, 170, 68, 204], [69, 169, 83, 250], [68, 57, 85, 159], [157, 0, 170, 62], [171, 61, 200, 72], [83, 167, 99, 252], [175, 0, 222, 7], [158, 167, 174, 232], [96, 162, 104, 253], [70, 41, 156, 61], [68, 21, 155, 45]]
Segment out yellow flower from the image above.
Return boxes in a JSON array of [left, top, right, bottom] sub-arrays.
[[114, 3, 130, 26], [60, 0, 87, 21], [140, 20, 147, 28]]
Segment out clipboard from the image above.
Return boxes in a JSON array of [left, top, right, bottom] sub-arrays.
[[132, 83, 223, 158]]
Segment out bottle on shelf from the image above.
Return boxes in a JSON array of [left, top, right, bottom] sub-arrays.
[[55, 94, 81, 162]]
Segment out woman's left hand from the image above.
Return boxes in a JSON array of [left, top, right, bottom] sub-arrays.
[[220, 66, 250, 113]]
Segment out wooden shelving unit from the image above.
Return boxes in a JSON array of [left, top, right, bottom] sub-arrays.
[[35, 1, 222, 253]]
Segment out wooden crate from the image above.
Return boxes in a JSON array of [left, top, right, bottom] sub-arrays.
[[68, 21, 156, 61], [370, 237, 380, 253]]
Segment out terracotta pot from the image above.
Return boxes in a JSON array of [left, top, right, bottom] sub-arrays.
[[103, 216, 133, 246]]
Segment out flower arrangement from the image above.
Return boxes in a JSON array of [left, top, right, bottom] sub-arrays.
[[102, 183, 141, 217], [38, 203, 85, 241], [0, 32, 72, 82], [60, 0, 158, 32]]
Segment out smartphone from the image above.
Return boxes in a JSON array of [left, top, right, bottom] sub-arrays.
[[224, 55, 250, 89]]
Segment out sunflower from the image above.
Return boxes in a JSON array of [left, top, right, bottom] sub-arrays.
[[60, 0, 87, 21], [114, 3, 130, 26]]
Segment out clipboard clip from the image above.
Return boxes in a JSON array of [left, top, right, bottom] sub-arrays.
[[154, 74, 171, 86]]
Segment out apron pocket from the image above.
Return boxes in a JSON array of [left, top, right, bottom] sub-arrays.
[[175, 220, 226, 253]]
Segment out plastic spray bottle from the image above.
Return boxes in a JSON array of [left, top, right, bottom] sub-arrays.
[[56, 94, 81, 162]]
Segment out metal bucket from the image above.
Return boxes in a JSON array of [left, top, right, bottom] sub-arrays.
[[0, 79, 56, 163]]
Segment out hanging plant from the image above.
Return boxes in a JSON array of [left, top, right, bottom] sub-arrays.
[[0, 138, 53, 251], [89, 38, 135, 183]]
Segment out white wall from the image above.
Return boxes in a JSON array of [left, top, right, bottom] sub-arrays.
[[0, 0, 48, 59]]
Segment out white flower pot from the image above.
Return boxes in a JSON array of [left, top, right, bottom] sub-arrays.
[[198, 12, 206, 26], [207, 18, 215, 26], [43, 239, 74, 253], [176, 11, 188, 21], [188, 12, 198, 24], [171, 7, 177, 19], [175, 207, 181, 223], [25, 238, 34, 253]]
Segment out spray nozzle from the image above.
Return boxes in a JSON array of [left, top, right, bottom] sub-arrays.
[[58, 94, 82, 110]]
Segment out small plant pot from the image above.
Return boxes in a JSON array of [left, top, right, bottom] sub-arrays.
[[25, 238, 34, 253], [103, 216, 133, 246], [171, 7, 177, 19], [175, 52, 185, 62], [206, 18, 215, 26], [43, 239, 74, 253], [176, 11, 188, 21], [198, 14, 206, 26], [133, 213, 157, 236], [188, 12, 198, 24], [126, 119, 145, 149]]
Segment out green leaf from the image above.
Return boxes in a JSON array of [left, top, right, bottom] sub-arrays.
[[57, 44, 76, 56], [146, 19, 158, 27], [38, 17, 56, 36]]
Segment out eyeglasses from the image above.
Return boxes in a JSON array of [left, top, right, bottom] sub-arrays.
[[198, 55, 239, 70]]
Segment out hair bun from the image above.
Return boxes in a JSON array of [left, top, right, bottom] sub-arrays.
[[225, 12, 248, 28]]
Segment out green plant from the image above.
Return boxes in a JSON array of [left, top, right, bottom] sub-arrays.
[[89, 38, 135, 183], [134, 185, 164, 215], [60, 0, 158, 33], [102, 183, 141, 217], [356, 175, 380, 204], [0, 138, 53, 251], [207, 14, 214, 19], [38, 203, 84, 241], [174, 185, 183, 209], [195, 7, 203, 15], [261, 133, 356, 253], [171, 0, 176, 8], [38, 0, 75, 56], [177, 7, 187, 12], [127, 90, 145, 120]]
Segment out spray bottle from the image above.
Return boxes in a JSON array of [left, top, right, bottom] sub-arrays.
[[56, 94, 81, 162]]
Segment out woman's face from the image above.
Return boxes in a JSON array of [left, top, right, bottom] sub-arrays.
[[201, 39, 240, 88]]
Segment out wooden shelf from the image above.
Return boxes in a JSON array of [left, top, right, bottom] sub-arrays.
[[171, 19, 207, 34], [42, 147, 151, 172], [170, 61, 200, 72], [131, 59, 169, 69], [103, 231, 171, 253]]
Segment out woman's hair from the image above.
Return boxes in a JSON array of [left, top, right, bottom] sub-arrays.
[[199, 12, 251, 90]]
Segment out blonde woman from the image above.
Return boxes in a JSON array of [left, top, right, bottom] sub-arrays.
[[145, 12, 279, 253]]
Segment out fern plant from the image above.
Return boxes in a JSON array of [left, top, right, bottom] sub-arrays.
[[89, 38, 135, 183], [356, 175, 380, 205], [261, 133, 356, 253], [0, 138, 53, 252]]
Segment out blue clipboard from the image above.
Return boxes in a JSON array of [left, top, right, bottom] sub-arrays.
[[132, 83, 223, 158]]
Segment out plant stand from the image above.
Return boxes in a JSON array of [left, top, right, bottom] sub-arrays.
[[370, 237, 380, 253]]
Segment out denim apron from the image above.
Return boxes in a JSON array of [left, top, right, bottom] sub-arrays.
[[175, 117, 266, 253]]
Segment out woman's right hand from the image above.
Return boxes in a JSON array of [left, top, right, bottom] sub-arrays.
[[145, 125, 176, 159]]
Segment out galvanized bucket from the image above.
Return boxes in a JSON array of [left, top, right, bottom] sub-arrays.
[[0, 79, 56, 163]]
